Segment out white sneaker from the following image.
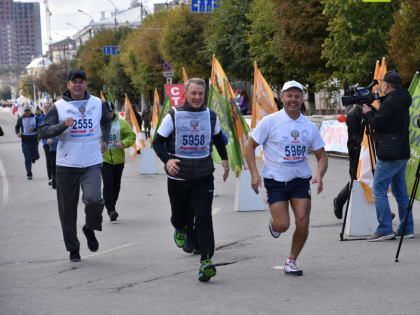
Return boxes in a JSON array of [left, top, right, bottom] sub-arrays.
[[284, 257, 303, 276], [269, 221, 281, 238]]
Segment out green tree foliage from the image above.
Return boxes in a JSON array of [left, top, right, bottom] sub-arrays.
[[103, 55, 138, 106], [76, 28, 131, 96], [389, 0, 420, 84], [0, 85, 12, 100], [119, 12, 167, 101], [271, 0, 330, 89], [39, 63, 68, 98], [160, 7, 210, 80], [206, 0, 252, 80], [18, 75, 42, 100], [322, 0, 399, 86], [247, 0, 284, 88]]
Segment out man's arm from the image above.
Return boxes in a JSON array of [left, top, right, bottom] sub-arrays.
[[245, 137, 261, 194], [39, 105, 67, 139], [213, 131, 229, 181], [312, 148, 328, 194], [15, 117, 22, 135]]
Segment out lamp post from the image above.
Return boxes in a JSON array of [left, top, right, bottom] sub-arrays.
[[106, 0, 118, 29], [78, 9, 95, 24]]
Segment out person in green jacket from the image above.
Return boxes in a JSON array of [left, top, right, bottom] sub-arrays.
[[102, 102, 136, 221]]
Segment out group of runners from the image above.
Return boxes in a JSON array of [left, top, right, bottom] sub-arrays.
[[23, 69, 328, 281]]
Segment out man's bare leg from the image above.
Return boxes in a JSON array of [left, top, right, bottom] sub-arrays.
[[269, 201, 290, 233], [289, 198, 311, 259]]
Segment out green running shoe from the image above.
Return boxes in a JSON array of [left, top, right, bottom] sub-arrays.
[[198, 259, 216, 282], [174, 229, 186, 248]]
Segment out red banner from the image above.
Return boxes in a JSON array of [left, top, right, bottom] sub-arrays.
[[164, 84, 185, 107]]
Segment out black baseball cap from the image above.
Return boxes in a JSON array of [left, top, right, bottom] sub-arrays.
[[67, 69, 86, 81], [383, 71, 402, 85]]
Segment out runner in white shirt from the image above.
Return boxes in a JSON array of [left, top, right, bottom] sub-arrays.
[[245, 80, 328, 276]]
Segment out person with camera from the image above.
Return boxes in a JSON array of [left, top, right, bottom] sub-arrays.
[[362, 71, 413, 242]]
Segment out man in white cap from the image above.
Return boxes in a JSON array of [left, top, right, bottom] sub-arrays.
[[245, 80, 328, 276]]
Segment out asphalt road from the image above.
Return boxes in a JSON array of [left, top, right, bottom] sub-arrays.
[[1, 108, 420, 315]]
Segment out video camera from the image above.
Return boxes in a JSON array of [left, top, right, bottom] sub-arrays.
[[341, 80, 379, 106]]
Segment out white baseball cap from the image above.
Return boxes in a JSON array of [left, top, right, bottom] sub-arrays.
[[23, 104, 32, 111], [281, 80, 304, 93]]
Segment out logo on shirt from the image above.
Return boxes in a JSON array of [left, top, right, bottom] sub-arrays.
[[190, 120, 199, 129], [78, 105, 86, 114], [291, 130, 300, 140]]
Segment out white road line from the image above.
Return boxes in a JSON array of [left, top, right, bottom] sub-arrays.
[[271, 265, 284, 270], [0, 158, 9, 209], [84, 242, 136, 258], [212, 207, 221, 215]]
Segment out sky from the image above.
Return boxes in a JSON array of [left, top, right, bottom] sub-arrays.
[[19, 0, 166, 53]]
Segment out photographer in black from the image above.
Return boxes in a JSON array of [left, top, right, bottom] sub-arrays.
[[333, 104, 363, 219], [362, 71, 413, 242]]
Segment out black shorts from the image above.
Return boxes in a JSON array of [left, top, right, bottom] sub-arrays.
[[264, 177, 311, 205]]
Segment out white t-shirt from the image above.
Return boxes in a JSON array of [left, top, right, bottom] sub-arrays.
[[251, 109, 325, 182], [158, 111, 221, 137]]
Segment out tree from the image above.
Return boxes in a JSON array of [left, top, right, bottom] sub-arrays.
[[322, 0, 399, 86], [119, 12, 167, 102], [39, 63, 68, 99], [206, 0, 252, 80], [247, 0, 284, 88], [103, 55, 137, 107], [161, 7, 210, 80], [0, 85, 12, 100], [270, 0, 330, 90], [18, 75, 42, 100], [389, 0, 420, 84], [76, 28, 132, 96]]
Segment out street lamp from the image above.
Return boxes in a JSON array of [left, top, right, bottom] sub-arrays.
[[78, 9, 94, 24], [106, 0, 118, 29]]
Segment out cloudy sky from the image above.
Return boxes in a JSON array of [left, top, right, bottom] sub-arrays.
[[19, 0, 166, 53]]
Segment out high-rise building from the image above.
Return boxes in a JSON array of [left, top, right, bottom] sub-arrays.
[[0, 0, 42, 66]]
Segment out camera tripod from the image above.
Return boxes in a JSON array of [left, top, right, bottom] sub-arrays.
[[395, 158, 420, 262], [340, 116, 376, 241]]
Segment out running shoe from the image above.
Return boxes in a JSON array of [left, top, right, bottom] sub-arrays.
[[69, 250, 81, 262], [394, 231, 415, 239], [198, 259, 216, 282], [367, 233, 395, 242], [174, 229, 186, 248], [269, 221, 281, 238], [109, 210, 119, 222], [82, 225, 99, 252], [284, 257, 303, 276], [27, 175, 32, 180]]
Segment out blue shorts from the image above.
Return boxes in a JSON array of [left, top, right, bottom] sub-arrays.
[[264, 177, 311, 205]]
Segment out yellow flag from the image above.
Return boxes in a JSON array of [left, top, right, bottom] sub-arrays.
[[100, 91, 106, 102], [210, 56, 249, 166], [357, 58, 387, 202], [182, 67, 188, 83], [151, 88, 161, 144], [379, 56, 387, 97], [125, 94, 145, 159], [251, 61, 278, 159]]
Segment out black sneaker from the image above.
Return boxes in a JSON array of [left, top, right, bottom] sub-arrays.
[[69, 250, 81, 262], [333, 198, 342, 219], [48, 179, 52, 186], [269, 221, 281, 238], [109, 210, 119, 222], [27, 175, 32, 180], [183, 237, 193, 253], [82, 225, 99, 252]]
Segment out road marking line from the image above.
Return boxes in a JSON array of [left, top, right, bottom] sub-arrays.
[[84, 242, 136, 258], [0, 158, 9, 209], [271, 265, 284, 270], [212, 207, 221, 215]]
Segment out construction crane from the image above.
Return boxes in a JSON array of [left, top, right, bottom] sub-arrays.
[[43, 0, 52, 44]]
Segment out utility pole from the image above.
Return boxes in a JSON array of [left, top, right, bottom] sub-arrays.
[[106, 0, 118, 29]]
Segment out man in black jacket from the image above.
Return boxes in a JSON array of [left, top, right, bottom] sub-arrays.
[[15, 105, 40, 179], [363, 71, 413, 241], [153, 78, 229, 282]]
